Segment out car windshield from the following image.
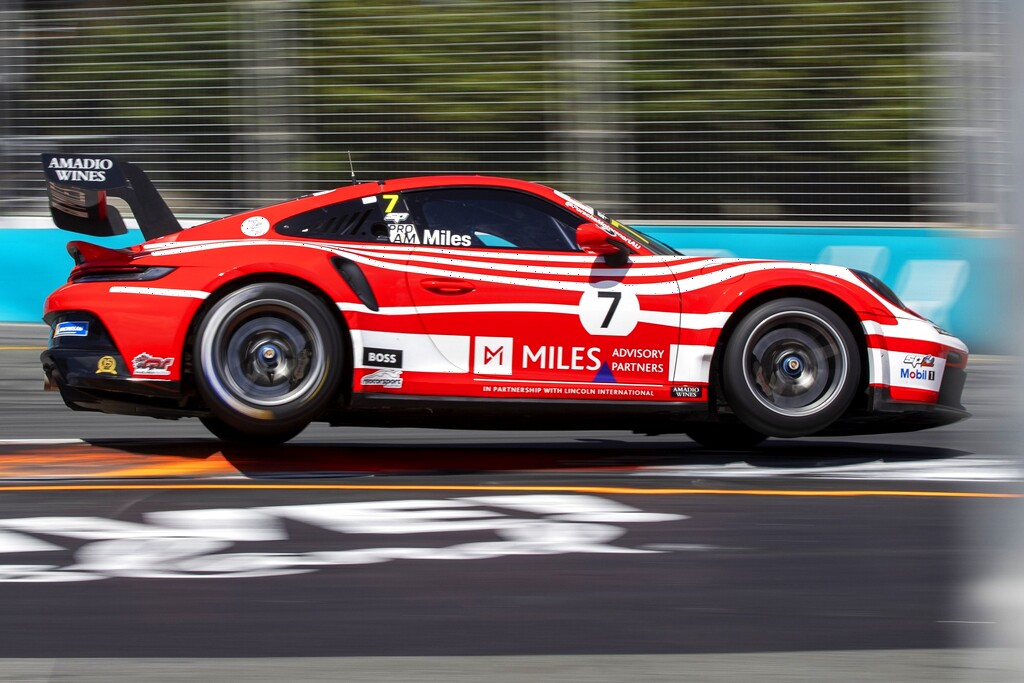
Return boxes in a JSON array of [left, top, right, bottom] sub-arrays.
[[603, 216, 679, 256], [553, 189, 679, 256]]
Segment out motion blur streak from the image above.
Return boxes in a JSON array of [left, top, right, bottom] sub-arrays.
[[0, 483, 1016, 499], [965, 0, 1024, 678]]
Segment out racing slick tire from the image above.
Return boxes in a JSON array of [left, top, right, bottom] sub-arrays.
[[721, 297, 861, 438], [198, 415, 307, 445], [194, 282, 344, 442], [684, 423, 766, 450]]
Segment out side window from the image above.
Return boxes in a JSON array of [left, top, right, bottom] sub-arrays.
[[402, 188, 580, 251], [274, 196, 391, 242]]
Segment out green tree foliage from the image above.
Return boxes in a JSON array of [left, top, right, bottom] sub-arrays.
[[15, 0, 945, 220]]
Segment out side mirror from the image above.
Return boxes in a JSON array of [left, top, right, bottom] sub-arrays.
[[576, 223, 629, 266]]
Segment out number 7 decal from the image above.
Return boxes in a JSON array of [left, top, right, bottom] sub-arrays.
[[597, 291, 621, 328], [579, 285, 640, 336]]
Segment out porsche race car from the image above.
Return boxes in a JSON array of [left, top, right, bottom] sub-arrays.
[[39, 154, 969, 446]]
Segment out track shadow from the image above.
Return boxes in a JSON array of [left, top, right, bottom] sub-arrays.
[[53, 436, 975, 480]]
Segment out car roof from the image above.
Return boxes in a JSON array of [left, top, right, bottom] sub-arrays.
[[291, 175, 563, 212]]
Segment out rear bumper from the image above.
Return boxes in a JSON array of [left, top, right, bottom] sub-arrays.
[[41, 312, 196, 419]]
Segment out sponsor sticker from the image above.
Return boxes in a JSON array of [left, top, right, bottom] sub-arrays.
[[361, 368, 403, 389], [474, 337, 514, 375], [54, 321, 89, 338], [363, 347, 403, 369], [131, 353, 174, 376], [42, 154, 125, 188], [96, 356, 118, 375], [903, 354, 935, 369], [611, 348, 666, 375], [889, 352, 944, 390], [240, 215, 270, 237], [671, 385, 703, 399], [389, 223, 419, 244]]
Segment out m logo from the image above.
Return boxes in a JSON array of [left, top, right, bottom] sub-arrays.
[[474, 336, 513, 375]]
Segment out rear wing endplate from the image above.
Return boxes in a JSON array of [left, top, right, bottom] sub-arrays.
[[41, 153, 181, 241]]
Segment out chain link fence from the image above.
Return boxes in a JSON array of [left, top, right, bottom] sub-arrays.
[[0, 0, 1009, 225]]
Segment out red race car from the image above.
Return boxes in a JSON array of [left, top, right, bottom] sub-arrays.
[[39, 154, 969, 447]]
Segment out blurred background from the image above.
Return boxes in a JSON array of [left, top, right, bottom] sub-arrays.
[[0, 0, 1009, 223], [0, 0, 1013, 344]]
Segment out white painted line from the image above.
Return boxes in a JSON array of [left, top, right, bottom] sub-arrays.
[[0, 439, 86, 445], [634, 457, 1020, 482]]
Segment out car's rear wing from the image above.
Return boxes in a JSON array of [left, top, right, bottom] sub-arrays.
[[41, 153, 181, 241]]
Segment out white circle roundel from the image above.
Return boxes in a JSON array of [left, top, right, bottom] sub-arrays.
[[240, 216, 270, 237], [579, 284, 640, 336]]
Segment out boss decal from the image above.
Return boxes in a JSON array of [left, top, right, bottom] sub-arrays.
[[363, 347, 403, 368], [131, 353, 174, 376]]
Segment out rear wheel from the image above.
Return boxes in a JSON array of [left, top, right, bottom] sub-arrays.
[[194, 282, 343, 443], [721, 297, 860, 437], [199, 415, 307, 445]]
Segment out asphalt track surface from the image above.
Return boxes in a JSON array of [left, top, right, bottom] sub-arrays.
[[1, 323, 1022, 682]]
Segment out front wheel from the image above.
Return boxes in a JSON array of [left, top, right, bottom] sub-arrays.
[[721, 298, 861, 438], [194, 282, 344, 443]]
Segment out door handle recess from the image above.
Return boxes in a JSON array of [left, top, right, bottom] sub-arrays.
[[420, 278, 475, 295]]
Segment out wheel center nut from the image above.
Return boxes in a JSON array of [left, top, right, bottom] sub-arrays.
[[781, 355, 803, 377], [258, 344, 280, 366]]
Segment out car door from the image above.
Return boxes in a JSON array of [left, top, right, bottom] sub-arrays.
[[394, 186, 683, 401]]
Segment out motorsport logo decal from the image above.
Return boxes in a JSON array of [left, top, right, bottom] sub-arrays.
[[0, 495, 685, 582], [361, 368, 403, 389], [131, 353, 174, 377], [903, 354, 935, 369]]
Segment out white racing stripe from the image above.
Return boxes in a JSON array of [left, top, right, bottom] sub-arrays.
[[338, 301, 727, 331], [108, 286, 209, 299]]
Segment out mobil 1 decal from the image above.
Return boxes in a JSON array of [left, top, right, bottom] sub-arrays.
[[578, 282, 640, 336]]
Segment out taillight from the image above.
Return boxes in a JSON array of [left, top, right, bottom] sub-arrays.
[[70, 266, 175, 283]]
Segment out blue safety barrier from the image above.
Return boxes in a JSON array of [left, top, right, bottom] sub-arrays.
[[1, 223, 1011, 353], [638, 225, 1009, 354]]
